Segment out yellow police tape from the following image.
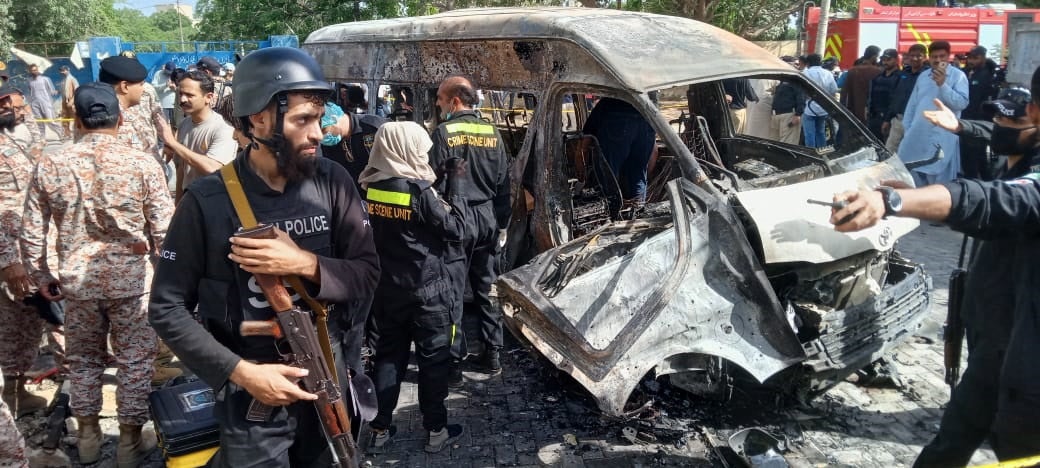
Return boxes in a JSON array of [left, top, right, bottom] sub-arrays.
[[975, 455, 1040, 467]]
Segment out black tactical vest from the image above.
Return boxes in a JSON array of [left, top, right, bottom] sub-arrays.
[[188, 156, 335, 358]]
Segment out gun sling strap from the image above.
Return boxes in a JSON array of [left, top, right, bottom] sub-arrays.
[[220, 163, 340, 386]]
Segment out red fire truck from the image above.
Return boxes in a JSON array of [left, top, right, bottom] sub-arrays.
[[805, 0, 1040, 69]]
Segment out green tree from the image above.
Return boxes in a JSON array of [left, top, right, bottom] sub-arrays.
[[0, 0, 13, 61], [11, 0, 115, 44]]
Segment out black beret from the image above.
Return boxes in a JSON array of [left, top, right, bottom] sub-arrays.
[[99, 56, 147, 84], [74, 82, 121, 121]]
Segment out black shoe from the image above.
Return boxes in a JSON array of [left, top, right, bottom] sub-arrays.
[[447, 359, 464, 389], [474, 347, 502, 375]]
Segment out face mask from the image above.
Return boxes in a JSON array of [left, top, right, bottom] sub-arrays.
[[321, 131, 342, 147], [991, 124, 1038, 156], [441, 102, 456, 121]]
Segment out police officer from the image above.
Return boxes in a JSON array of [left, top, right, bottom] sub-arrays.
[[830, 64, 1040, 462], [960, 46, 1001, 180], [429, 75, 511, 374], [0, 91, 49, 418], [320, 101, 389, 186], [360, 121, 467, 454], [148, 47, 380, 466], [909, 87, 1033, 466], [20, 82, 174, 467], [867, 49, 902, 140]]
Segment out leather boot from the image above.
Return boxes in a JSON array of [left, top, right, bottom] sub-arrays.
[[2, 376, 49, 417], [116, 423, 156, 468], [155, 340, 175, 365], [151, 364, 182, 386], [76, 415, 103, 464]]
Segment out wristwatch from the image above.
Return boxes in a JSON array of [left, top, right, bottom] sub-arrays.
[[876, 186, 902, 219]]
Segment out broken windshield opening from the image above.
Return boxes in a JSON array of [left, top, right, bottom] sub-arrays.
[[651, 73, 882, 190]]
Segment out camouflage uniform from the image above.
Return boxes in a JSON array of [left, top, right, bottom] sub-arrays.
[[20, 133, 173, 424], [0, 369, 29, 468], [117, 102, 159, 159], [0, 133, 50, 377]]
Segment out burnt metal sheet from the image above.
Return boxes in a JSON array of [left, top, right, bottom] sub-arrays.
[[735, 158, 920, 265], [304, 8, 797, 92], [498, 179, 804, 416]]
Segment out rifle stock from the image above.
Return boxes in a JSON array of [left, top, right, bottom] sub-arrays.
[[233, 224, 359, 467]]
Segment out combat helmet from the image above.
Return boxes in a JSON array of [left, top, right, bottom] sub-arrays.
[[232, 47, 332, 118]]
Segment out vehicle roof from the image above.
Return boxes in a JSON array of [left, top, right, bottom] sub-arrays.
[[305, 7, 797, 91]]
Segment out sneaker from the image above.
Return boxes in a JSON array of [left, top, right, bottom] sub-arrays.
[[425, 424, 464, 453], [367, 425, 396, 454], [473, 347, 502, 375]]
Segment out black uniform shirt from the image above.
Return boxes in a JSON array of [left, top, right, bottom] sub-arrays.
[[886, 65, 930, 120], [723, 78, 759, 110], [148, 153, 380, 390], [429, 111, 511, 229], [322, 112, 389, 185], [771, 82, 805, 115], [868, 69, 901, 115], [964, 61, 999, 120], [365, 178, 466, 296], [942, 154, 1040, 427]]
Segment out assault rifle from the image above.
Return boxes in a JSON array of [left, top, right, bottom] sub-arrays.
[[235, 224, 359, 468], [944, 235, 969, 391]]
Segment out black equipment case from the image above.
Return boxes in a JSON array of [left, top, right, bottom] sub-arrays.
[[149, 379, 220, 467]]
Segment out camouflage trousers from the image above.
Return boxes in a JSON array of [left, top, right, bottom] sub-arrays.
[[0, 286, 66, 376], [0, 369, 29, 468], [66, 295, 156, 425]]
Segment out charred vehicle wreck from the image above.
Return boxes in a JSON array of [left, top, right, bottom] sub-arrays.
[[305, 8, 933, 417]]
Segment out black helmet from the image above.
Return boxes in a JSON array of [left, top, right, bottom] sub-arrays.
[[232, 47, 332, 117]]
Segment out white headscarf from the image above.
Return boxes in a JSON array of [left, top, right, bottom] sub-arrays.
[[358, 121, 438, 190]]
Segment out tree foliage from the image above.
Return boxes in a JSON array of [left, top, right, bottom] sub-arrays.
[[0, 0, 12, 61], [10, 0, 115, 43]]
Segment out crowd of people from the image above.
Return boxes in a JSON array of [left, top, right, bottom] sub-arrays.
[[2, 38, 1039, 467], [0, 46, 511, 466], [785, 41, 1005, 186]]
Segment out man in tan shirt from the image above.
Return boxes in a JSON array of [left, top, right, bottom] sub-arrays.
[[157, 70, 237, 202]]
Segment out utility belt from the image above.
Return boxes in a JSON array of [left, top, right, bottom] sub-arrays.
[[772, 109, 797, 116]]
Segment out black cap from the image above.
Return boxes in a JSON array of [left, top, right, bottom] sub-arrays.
[[968, 46, 987, 57], [196, 56, 222, 75], [882, 49, 899, 59], [0, 83, 23, 99], [163, 61, 176, 73], [98, 56, 147, 84], [984, 87, 1032, 118], [74, 82, 121, 120]]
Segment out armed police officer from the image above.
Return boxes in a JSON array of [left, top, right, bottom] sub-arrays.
[[906, 88, 1034, 466], [829, 64, 1040, 462], [429, 75, 511, 375], [148, 47, 380, 466]]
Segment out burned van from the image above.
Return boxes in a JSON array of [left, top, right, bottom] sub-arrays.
[[305, 8, 932, 416]]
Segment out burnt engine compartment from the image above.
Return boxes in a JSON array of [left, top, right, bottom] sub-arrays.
[[765, 250, 931, 395]]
